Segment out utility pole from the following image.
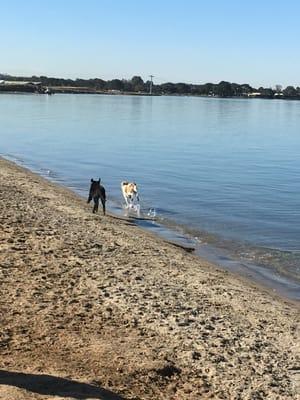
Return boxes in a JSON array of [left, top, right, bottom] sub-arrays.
[[149, 75, 154, 95]]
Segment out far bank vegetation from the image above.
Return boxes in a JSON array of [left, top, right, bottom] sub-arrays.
[[1, 74, 300, 99]]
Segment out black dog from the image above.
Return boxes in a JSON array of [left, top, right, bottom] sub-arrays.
[[87, 178, 106, 215]]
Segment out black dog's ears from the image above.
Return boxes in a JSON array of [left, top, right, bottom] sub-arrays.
[[91, 178, 94, 183], [98, 178, 101, 183]]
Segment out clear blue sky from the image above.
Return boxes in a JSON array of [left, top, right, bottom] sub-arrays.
[[1, 0, 300, 88]]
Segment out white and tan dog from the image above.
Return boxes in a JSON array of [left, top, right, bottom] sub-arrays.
[[121, 181, 140, 213]]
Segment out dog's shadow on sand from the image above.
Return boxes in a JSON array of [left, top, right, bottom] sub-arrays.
[[0, 370, 125, 399]]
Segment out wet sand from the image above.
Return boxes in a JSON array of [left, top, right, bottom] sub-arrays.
[[0, 157, 299, 399]]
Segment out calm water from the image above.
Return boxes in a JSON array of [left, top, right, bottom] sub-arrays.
[[1, 93, 300, 296]]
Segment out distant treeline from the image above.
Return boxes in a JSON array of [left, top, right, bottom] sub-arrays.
[[1, 74, 300, 99]]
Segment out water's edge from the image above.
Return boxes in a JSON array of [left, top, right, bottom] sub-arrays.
[[3, 154, 300, 301]]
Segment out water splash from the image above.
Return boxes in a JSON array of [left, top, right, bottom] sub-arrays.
[[147, 208, 157, 218]]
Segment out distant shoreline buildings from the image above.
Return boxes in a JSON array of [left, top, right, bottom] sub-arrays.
[[1, 74, 299, 99]]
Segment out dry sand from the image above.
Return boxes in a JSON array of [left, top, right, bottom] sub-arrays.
[[0, 157, 299, 400]]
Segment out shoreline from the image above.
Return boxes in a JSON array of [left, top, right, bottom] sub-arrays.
[[0, 157, 299, 399], [3, 153, 300, 302], [1, 89, 300, 101], [112, 206, 300, 302]]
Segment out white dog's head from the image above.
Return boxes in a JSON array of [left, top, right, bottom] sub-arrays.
[[121, 182, 138, 196], [122, 181, 140, 203]]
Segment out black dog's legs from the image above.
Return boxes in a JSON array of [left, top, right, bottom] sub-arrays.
[[101, 197, 106, 215], [93, 197, 99, 213]]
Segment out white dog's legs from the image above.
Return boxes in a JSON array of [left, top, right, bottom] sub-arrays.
[[135, 203, 141, 217], [122, 193, 129, 208]]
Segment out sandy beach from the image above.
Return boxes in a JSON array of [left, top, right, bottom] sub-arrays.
[[0, 157, 299, 399]]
